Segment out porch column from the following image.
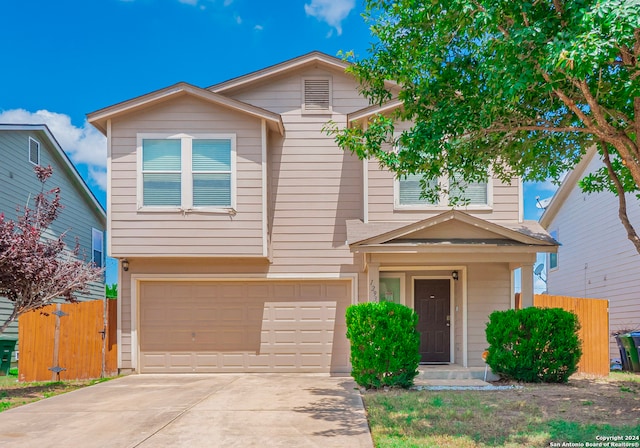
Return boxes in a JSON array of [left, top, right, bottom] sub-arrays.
[[520, 263, 534, 308], [367, 262, 380, 302]]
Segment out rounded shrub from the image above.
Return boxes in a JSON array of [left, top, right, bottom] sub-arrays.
[[485, 307, 582, 383], [345, 301, 420, 389]]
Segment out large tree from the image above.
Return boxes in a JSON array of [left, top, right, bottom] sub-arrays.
[[329, 0, 640, 251], [0, 165, 103, 334]]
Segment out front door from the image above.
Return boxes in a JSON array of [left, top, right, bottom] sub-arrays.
[[414, 279, 451, 363]]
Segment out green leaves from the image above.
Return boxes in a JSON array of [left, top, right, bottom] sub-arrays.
[[333, 0, 640, 205], [346, 301, 421, 389], [485, 307, 582, 383]]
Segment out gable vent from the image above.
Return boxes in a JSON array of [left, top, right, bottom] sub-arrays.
[[303, 78, 331, 113]]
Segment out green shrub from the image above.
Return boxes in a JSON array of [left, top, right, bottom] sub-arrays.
[[485, 307, 582, 383], [345, 301, 420, 389]]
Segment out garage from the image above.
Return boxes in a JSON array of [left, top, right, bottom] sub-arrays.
[[138, 280, 352, 373]]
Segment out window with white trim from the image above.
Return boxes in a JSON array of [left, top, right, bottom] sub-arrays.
[[396, 173, 489, 207], [138, 133, 236, 210], [28, 137, 40, 165], [92, 228, 104, 268]]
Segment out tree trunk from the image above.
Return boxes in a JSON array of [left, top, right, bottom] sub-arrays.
[[600, 142, 640, 254], [0, 307, 18, 335]]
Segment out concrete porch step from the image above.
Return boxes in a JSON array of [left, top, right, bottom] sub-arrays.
[[417, 364, 500, 381], [413, 378, 491, 387]]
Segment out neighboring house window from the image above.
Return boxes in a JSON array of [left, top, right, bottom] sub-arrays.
[[29, 137, 40, 165], [302, 77, 332, 114], [138, 133, 236, 210], [549, 230, 559, 270], [396, 173, 489, 208], [92, 228, 104, 268]]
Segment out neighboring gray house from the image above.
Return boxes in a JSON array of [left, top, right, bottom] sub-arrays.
[[540, 146, 640, 361], [0, 124, 106, 344]]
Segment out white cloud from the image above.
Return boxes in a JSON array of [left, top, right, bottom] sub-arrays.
[[0, 109, 107, 190], [254, 24, 264, 31], [178, 0, 198, 5], [528, 179, 560, 193], [235, 15, 242, 25], [223, 0, 233, 5], [304, 0, 355, 36]]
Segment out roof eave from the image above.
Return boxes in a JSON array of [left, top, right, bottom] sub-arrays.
[[87, 83, 284, 136], [0, 124, 106, 221], [539, 145, 597, 228], [347, 99, 404, 127], [350, 244, 557, 254], [209, 51, 351, 93]]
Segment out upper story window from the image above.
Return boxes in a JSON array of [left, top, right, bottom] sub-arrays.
[[137, 133, 236, 211], [302, 77, 332, 114], [92, 228, 104, 268], [396, 173, 490, 208], [28, 137, 40, 165]]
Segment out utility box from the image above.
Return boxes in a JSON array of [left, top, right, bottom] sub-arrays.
[[619, 334, 640, 372], [0, 340, 17, 375]]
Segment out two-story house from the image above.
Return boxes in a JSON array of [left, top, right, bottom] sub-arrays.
[[541, 146, 640, 361], [88, 52, 557, 375], [0, 124, 106, 343]]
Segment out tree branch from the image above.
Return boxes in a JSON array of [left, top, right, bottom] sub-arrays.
[[573, 79, 615, 131], [600, 142, 640, 253], [484, 124, 590, 134], [538, 70, 597, 129]]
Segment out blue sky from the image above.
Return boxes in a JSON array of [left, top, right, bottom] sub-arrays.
[[0, 0, 556, 289]]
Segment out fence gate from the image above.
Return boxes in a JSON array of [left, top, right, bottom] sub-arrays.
[[18, 299, 117, 382]]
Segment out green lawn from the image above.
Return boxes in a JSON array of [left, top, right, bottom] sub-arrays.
[[0, 369, 112, 412], [363, 373, 640, 448]]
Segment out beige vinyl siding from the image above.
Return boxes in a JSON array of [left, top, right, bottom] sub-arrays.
[[119, 266, 132, 368], [547, 155, 640, 359], [368, 158, 521, 223], [466, 263, 511, 366], [109, 95, 264, 257], [227, 67, 367, 274], [226, 67, 371, 115]]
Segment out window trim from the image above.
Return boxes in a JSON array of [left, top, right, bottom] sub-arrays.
[[301, 76, 332, 115], [91, 228, 104, 268], [28, 136, 40, 166], [548, 229, 559, 271], [136, 133, 237, 213], [393, 174, 494, 210]]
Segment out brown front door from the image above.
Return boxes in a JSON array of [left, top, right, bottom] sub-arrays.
[[415, 279, 451, 363]]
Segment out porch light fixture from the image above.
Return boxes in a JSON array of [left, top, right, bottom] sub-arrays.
[[122, 259, 129, 272], [452, 271, 459, 280]]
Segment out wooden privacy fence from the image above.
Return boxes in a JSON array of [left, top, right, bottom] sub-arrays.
[[18, 299, 117, 382], [516, 293, 609, 376]]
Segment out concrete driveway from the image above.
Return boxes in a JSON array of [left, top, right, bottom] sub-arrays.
[[0, 374, 373, 448]]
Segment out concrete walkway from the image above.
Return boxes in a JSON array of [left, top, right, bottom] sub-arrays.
[[0, 374, 373, 448]]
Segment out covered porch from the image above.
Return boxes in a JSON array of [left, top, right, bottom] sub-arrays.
[[347, 211, 558, 369]]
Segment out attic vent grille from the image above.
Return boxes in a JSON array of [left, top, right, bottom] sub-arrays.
[[303, 78, 331, 113]]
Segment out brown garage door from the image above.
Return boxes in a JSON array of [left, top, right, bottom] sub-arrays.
[[138, 280, 351, 373]]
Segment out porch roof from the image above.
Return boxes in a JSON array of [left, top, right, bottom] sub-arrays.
[[346, 210, 558, 253]]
